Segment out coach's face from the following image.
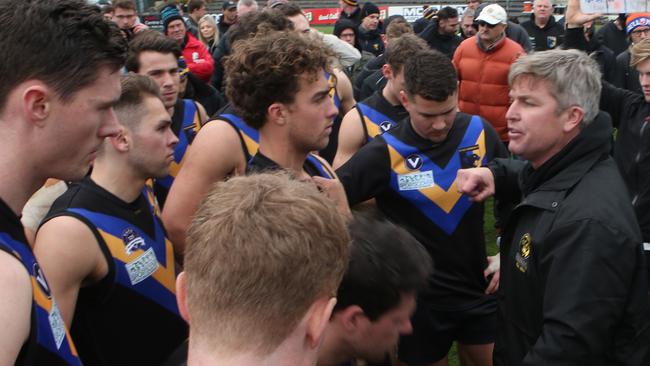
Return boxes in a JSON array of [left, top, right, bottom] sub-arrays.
[[506, 76, 582, 168]]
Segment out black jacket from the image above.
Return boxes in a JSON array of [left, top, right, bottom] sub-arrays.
[[521, 14, 564, 51], [491, 113, 650, 366], [418, 20, 462, 58], [595, 19, 628, 57], [357, 25, 384, 57], [216, 14, 233, 40], [565, 27, 650, 244], [613, 49, 642, 95]]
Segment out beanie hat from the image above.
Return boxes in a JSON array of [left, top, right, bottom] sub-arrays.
[[160, 4, 184, 32], [361, 2, 380, 19], [423, 6, 437, 20], [341, 0, 358, 6], [626, 13, 650, 35]]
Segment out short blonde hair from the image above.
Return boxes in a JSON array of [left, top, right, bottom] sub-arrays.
[[184, 172, 350, 355], [631, 36, 650, 67]]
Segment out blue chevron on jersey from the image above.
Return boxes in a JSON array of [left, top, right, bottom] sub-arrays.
[[358, 102, 398, 141], [384, 115, 487, 235]]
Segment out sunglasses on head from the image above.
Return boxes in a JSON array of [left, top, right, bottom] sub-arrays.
[[476, 20, 497, 28]]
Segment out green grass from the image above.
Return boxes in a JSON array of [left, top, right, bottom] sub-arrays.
[[313, 24, 334, 34]]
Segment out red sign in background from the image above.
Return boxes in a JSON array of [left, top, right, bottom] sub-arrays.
[[303, 6, 389, 25]]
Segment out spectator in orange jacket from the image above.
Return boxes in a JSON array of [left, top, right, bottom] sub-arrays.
[[452, 4, 523, 142], [161, 4, 214, 83]]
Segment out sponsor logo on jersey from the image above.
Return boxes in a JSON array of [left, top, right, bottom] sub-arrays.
[[458, 144, 481, 168]]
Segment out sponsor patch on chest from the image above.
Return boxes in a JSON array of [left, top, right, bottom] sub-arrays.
[[515, 233, 532, 273], [125, 247, 159, 285], [397, 171, 435, 191], [49, 300, 66, 349]]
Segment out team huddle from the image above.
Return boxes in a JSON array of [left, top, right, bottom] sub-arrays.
[[1, 0, 650, 366]]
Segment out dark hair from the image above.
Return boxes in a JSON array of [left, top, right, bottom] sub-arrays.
[[125, 30, 182, 72], [334, 211, 433, 321], [115, 74, 163, 130], [385, 34, 427, 73], [188, 0, 205, 13], [275, 2, 303, 18], [113, 0, 136, 11], [404, 49, 457, 101], [333, 19, 360, 50], [437, 6, 458, 20], [227, 9, 294, 46], [0, 0, 127, 113], [225, 31, 332, 129], [102, 4, 114, 14]]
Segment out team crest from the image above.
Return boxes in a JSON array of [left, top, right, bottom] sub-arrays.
[[405, 154, 423, 170], [547, 36, 557, 49], [33, 262, 52, 298], [379, 121, 393, 133], [123, 228, 146, 255], [458, 145, 481, 168], [515, 233, 532, 273]]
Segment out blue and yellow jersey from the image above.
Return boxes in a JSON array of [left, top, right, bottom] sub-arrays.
[[44, 178, 187, 366], [356, 90, 408, 143], [0, 204, 82, 366], [216, 104, 260, 162], [337, 113, 508, 310], [154, 99, 202, 207]]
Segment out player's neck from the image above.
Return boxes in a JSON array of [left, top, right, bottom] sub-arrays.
[[187, 336, 316, 366], [259, 133, 309, 177], [383, 83, 401, 106], [0, 134, 46, 214], [317, 325, 354, 366], [91, 158, 146, 204]]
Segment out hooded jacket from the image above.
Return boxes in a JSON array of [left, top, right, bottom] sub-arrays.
[[521, 13, 564, 51], [181, 32, 214, 83]]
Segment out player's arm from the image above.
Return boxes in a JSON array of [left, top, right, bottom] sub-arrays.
[[0, 251, 32, 366], [162, 121, 246, 256], [336, 138, 392, 207], [333, 68, 355, 115], [309, 156, 352, 220], [333, 107, 365, 169], [33, 216, 105, 327]]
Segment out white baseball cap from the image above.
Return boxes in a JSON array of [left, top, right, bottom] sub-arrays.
[[476, 4, 507, 25]]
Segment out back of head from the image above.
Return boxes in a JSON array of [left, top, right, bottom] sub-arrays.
[[114, 74, 163, 131], [385, 34, 428, 74], [508, 49, 601, 125], [437, 6, 459, 20], [275, 1, 303, 18], [225, 30, 333, 129], [0, 0, 127, 114], [184, 172, 350, 355], [125, 30, 182, 72], [334, 211, 432, 320], [227, 9, 293, 45], [385, 16, 413, 41], [403, 49, 457, 101]]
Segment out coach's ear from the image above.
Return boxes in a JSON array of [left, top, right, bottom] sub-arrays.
[[562, 105, 585, 134], [176, 272, 191, 324], [305, 296, 337, 349]]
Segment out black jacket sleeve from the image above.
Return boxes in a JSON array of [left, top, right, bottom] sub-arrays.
[[489, 158, 525, 205], [336, 138, 392, 206]]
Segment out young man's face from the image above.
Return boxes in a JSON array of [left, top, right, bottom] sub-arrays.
[[44, 67, 122, 180], [362, 13, 380, 31], [223, 7, 237, 24], [285, 71, 339, 153], [466, 0, 481, 10], [136, 51, 180, 110], [351, 293, 416, 362], [289, 13, 311, 35], [506, 76, 573, 167], [167, 19, 186, 42], [113, 7, 137, 29], [126, 96, 179, 179], [191, 5, 207, 20], [439, 16, 460, 35], [401, 91, 458, 143], [637, 58, 650, 102], [339, 28, 356, 46]]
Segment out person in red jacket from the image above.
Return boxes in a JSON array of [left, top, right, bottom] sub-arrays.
[[161, 4, 214, 83], [452, 4, 523, 143]]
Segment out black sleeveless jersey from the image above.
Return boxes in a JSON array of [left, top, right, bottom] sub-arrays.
[[44, 178, 188, 366], [247, 152, 335, 179], [356, 90, 408, 142]]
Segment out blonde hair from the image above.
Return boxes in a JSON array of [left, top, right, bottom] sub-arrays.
[[184, 172, 350, 355], [198, 14, 217, 46], [631, 37, 650, 67]]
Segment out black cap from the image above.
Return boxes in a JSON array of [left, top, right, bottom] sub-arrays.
[[223, 1, 236, 10], [361, 2, 380, 19]]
